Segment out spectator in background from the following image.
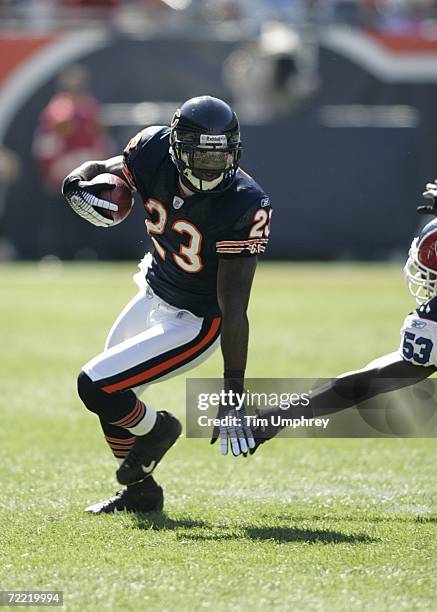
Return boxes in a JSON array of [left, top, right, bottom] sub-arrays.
[[32, 64, 112, 258], [0, 145, 20, 260], [33, 64, 112, 193], [0, 146, 19, 188]]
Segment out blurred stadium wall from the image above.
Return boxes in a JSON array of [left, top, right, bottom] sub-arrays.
[[1, 6, 437, 261]]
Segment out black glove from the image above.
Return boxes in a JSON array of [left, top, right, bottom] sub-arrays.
[[417, 180, 437, 215], [249, 407, 289, 455]]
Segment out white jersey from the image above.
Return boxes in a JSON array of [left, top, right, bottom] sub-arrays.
[[399, 297, 437, 367]]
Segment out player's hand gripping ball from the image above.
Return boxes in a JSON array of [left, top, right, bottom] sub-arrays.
[[88, 173, 133, 225]]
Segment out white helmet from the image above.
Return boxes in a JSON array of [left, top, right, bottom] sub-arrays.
[[404, 219, 437, 304]]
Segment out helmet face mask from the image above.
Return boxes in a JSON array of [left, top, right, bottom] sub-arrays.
[[175, 138, 241, 192], [405, 224, 437, 304], [169, 96, 242, 193]]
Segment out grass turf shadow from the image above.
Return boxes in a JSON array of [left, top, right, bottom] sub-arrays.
[[131, 514, 375, 544], [244, 526, 375, 544], [131, 512, 209, 531], [180, 526, 376, 544], [415, 515, 437, 523]]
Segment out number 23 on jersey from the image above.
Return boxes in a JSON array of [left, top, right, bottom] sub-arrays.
[[144, 198, 271, 273]]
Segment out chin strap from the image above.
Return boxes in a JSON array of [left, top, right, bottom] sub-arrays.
[[182, 169, 225, 193], [177, 176, 194, 197]]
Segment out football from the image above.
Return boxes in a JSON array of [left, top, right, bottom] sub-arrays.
[[89, 173, 133, 225]]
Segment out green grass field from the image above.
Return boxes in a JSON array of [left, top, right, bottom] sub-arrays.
[[0, 262, 436, 611]]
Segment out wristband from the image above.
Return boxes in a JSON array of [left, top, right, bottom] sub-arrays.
[[224, 370, 245, 395], [224, 370, 245, 379]]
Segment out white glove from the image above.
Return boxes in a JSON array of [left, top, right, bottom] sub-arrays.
[[62, 176, 118, 228], [210, 404, 255, 456], [67, 189, 118, 227], [423, 180, 437, 201]]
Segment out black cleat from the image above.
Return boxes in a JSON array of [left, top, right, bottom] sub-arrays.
[[116, 411, 182, 486], [85, 477, 164, 514]]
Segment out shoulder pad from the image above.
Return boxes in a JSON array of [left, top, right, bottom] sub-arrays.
[[123, 125, 169, 158], [417, 296, 437, 322], [223, 170, 271, 228], [215, 173, 272, 257], [123, 126, 170, 193]]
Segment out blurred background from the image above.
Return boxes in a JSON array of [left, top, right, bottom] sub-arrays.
[[0, 0, 437, 261]]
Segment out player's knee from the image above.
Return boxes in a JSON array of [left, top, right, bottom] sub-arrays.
[[77, 370, 105, 414]]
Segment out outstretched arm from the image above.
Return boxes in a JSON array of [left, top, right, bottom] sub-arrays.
[[309, 352, 435, 417], [251, 353, 436, 453]]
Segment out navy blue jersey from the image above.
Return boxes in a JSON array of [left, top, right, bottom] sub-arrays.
[[416, 297, 437, 322], [122, 126, 272, 317]]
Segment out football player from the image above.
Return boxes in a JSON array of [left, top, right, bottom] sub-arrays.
[[62, 96, 272, 512], [250, 181, 437, 452]]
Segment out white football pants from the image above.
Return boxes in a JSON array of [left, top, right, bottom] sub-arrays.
[[83, 279, 221, 396]]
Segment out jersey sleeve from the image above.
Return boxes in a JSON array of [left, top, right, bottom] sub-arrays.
[[122, 125, 167, 194], [399, 311, 437, 367], [216, 196, 272, 258]]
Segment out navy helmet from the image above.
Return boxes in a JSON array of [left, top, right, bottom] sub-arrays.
[[170, 95, 242, 193]]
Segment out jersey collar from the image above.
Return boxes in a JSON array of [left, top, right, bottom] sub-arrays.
[[177, 176, 194, 198]]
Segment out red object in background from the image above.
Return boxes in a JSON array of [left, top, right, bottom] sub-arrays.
[[368, 31, 437, 53], [33, 90, 112, 192], [88, 173, 134, 226], [0, 37, 53, 87], [60, 0, 120, 8]]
